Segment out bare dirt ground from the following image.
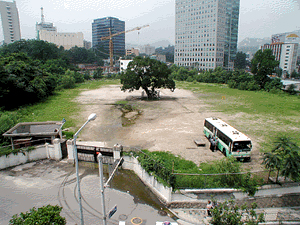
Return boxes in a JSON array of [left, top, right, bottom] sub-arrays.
[[75, 85, 261, 169]]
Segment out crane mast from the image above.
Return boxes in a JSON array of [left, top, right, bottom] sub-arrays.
[[100, 25, 149, 72]]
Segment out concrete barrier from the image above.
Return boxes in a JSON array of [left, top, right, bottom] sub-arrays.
[[0, 138, 62, 170], [122, 156, 172, 203]]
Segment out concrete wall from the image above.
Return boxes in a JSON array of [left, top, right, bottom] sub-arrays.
[[122, 156, 172, 203], [0, 139, 62, 170]]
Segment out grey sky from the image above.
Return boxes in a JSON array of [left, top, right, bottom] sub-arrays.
[[2, 0, 300, 45]]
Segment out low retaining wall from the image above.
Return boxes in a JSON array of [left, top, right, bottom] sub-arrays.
[[122, 156, 300, 209], [0, 139, 62, 170], [122, 156, 172, 203]]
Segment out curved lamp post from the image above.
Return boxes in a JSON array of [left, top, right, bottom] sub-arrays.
[[73, 113, 97, 225]]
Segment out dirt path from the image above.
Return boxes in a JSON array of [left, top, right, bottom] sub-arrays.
[[75, 85, 261, 168]]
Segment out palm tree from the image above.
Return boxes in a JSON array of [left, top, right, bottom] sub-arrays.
[[262, 152, 282, 183], [280, 147, 300, 181], [263, 136, 300, 182]]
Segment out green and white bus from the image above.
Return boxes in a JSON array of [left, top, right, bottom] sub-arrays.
[[203, 117, 252, 161]]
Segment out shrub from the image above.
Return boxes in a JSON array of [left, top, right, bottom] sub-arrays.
[[9, 205, 66, 225]]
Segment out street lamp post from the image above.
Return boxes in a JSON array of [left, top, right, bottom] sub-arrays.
[[73, 113, 97, 225], [97, 153, 107, 225]]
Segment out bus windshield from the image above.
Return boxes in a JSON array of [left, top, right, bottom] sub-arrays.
[[232, 141, 252, 152]]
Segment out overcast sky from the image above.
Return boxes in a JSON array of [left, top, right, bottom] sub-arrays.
[[1, 0, 300, 45]]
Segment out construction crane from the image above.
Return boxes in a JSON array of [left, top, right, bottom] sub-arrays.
[[100, 24, 149, 71]]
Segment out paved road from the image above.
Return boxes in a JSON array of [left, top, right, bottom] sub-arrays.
[[0, 159, 176, 224]]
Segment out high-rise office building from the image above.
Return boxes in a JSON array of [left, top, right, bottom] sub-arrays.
[[92, 17, 125, 56], [0, 0, 21, 44], [175, 0, 240, 70]]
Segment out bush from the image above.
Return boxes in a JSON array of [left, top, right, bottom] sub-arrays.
[[9, 205, 66, 225], [0, 111, 19, 145], [83, 71, 91, 80], [211, 199, 264, 225], [58, 75, 76, 89]]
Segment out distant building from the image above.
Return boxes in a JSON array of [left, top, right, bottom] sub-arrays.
[[281, 80, 300, 92], [120, 59, 132, 72], [0, 0, 21, 44], [126, 48, 139, 56], [140, 44, 155, 55], [36, 8, 84, 50], [175, 0, 240, 70], [150, 54, 166, 63], [92, 17, 125, 56], [84, 40, 92, 49], [272, 30, 300, 56], [261, 43, 298, 75]]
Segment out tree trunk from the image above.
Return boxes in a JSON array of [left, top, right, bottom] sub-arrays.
[[276, 169, 280, 183]]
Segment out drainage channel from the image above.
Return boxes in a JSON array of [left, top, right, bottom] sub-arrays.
[[78, 161, 175, 219]]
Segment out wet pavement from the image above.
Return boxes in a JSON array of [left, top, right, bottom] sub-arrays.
[[0, 159, 176, 225]]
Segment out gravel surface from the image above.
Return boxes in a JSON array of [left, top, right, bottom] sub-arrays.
[[75, 85, 261, 168]]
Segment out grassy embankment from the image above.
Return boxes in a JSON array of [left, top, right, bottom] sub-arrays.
[[0, 79, 119, 156], [177, 82, 300, 149]]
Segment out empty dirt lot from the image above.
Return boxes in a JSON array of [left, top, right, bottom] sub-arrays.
[[75, 85, 262, 169]]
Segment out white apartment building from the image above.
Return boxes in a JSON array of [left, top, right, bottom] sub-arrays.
[[0, 0, 21, 44], [175, 0, 240, 70], [272, 30, 300, 56], [280, 43, 298, 75]]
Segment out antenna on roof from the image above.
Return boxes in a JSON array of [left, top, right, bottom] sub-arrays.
[[41, 7, 45, 23]]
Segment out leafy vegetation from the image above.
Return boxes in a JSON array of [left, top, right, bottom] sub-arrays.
[[251, 49, 280, 89], [120, 57, 175, 99], [263, 136, 300, 182], [211, 199, 265, 225], [131, 150, 262, 195], [9, 205, 66, 225]]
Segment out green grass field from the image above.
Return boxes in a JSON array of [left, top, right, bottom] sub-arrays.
[[19, 79, 120, 129], [4, 79, 299, 151], [177, 82, 300, 148]]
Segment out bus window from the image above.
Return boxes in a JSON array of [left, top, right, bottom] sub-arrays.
[[232, 141, 252, 152]]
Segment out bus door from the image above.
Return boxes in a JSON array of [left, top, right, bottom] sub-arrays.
[[213, 127, 217, 138]]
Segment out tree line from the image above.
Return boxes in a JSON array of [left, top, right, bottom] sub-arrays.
[[0, 39, 104, 110], [170, 49, 298, 94]]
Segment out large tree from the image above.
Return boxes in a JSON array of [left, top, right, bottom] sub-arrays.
[[234, 51, 247, 70], [120, 57, 175, 99], [251, 49, 279, 89]]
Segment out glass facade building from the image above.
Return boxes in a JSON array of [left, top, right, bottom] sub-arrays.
[[175, 0, 240, 70], [92, 17, 125, 56]]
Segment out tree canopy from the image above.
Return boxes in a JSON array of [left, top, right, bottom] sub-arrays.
[[120, 57, 175, 99], [234, 51, 247, 70], [251, 49, 279, 89]]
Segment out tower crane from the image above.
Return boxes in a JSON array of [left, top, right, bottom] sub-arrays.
[[100, 24, 149, 70]]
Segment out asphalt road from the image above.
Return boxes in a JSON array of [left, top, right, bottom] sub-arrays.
[[0, 159, 175, 225]]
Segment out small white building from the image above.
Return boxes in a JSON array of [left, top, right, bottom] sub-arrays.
[[120, 59, 133, 72]]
